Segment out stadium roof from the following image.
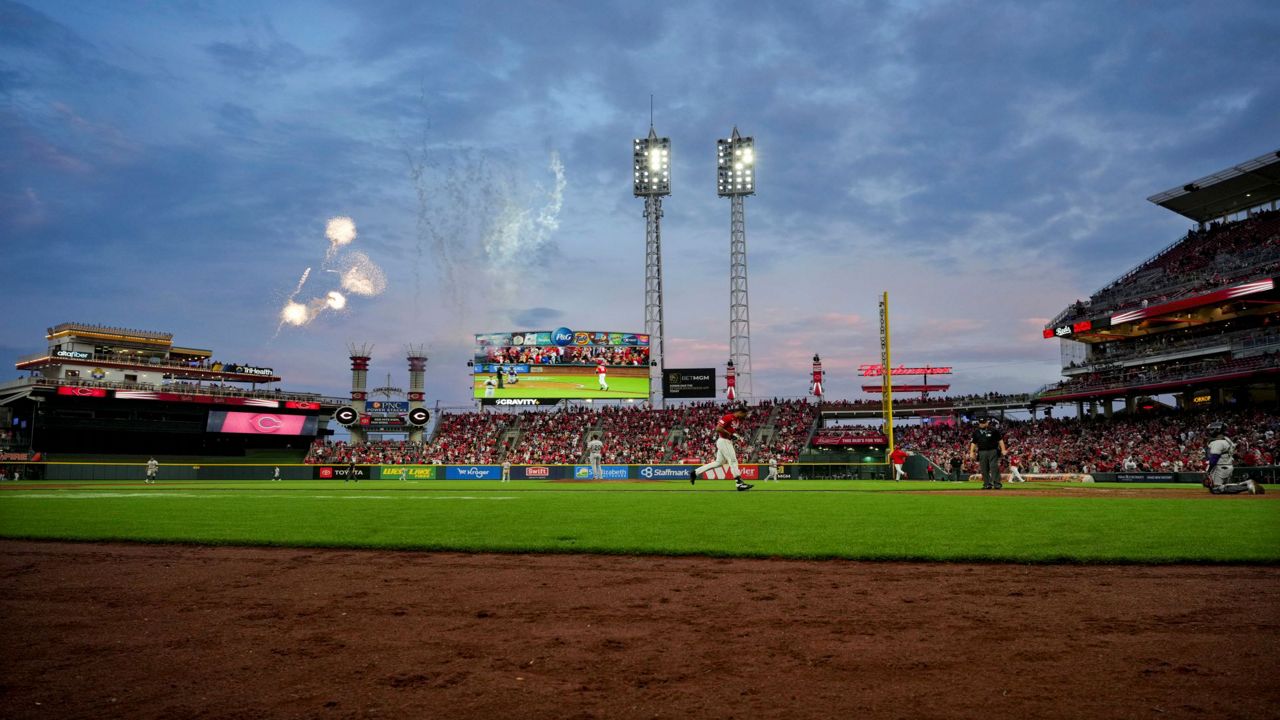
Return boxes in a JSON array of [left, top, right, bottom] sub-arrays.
[[1147, 149, 1280, 223]]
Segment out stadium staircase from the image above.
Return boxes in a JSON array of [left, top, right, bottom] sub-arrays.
[[661, 428, 684, 461]]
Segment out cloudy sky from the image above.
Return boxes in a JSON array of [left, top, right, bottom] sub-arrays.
[[3, 0, 1278, 407]]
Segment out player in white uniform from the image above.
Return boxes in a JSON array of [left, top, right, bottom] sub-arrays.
[[501, 460, 511, 482], [595, 360, 608, 391], [587, 437, 604, 480], [272, 466, 281, 482], [765, 458, 780, 482], [484, 376, 497, 398], [145, 457, 158, 484], [1205, 422, 1262, 495], [400, 466, 408, 482]]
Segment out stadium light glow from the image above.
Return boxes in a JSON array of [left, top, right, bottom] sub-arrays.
[[717, 132, 755, 197], [633, 129, 671, 197]]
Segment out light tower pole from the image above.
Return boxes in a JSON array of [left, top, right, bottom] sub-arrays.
[[717, 127, 755, 400], [347, 343, 373, 444], [633, 124, 671, 407], [406, 345, 427, 444]]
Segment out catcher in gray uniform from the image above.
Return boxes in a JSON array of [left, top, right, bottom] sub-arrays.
[[587, 437, 604, 480], [1204, 422, 1263, 495]]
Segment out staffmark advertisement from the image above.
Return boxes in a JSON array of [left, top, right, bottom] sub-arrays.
[[573, 465, 629, 479], [637, 465, 695, 480]]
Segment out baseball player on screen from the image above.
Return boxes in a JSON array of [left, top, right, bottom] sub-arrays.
[[766, 457, 780, 482], [595, 358, 609, 391], [690, 406, 753, 491], [145, 457, 158, 484]]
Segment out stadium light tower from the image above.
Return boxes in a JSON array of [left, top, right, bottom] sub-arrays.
[[717, 127, 755, 399], [633, 123, 671, 406]]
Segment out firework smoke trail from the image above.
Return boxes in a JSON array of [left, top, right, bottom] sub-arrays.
[[480, 151, 567, 303], [291, 267, 312, 298]]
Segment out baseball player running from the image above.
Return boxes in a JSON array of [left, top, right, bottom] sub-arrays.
[[587, 437, 604, 480], [1205, 422, 1263, 495], [690, 406, 753, 491], [1009, 454, 1026, 483], [765, 457, 780, 482]]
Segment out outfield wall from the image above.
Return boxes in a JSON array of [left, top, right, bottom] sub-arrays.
[[10, 463, 1272, 484]]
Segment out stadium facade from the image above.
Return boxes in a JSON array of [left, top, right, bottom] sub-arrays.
[[1037, 149, 1280, 415], [0, 323, 343, 456]]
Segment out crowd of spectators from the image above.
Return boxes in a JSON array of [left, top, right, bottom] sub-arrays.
[[505, 407, 592, 464], [306, 400, 820, 466], [1058, 211, 1280, 325], [1082, 322, 1274, 367], [1040, 353, 1280, 398], [894, 408, 1280, 474], [304, 439, 433, 465]]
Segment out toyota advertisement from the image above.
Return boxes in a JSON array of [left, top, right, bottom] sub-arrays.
[[206, 411, 319, 436], [473, 327, 651, 400]]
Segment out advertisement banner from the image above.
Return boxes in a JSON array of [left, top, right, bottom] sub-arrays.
[[207, 411, 319, 435], [812, 434, 888, 447], [510, 465, 566, 480], [572, 465, 629, 479], [315, 465, 372, 480], [368, 401, 409, 413], [378, 465, 437, 480], [57, 386, 109, 398], [697, 465, 759, 481], [662, 368, 717, 398], [481, 398, 562, 406], [445, 465, 503, 480], [635, 465, 695, 480]]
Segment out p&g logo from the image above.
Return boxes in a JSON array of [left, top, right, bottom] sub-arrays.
[[552, 327, 574, 346]]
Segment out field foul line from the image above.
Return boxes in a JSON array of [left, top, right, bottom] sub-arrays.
[[0, 493, 518, 501]]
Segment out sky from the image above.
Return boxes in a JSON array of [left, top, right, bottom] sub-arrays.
[[2, 0, 1278, 408]]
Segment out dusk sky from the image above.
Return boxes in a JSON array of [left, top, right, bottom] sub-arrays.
[[3, 0, 1278, 407]]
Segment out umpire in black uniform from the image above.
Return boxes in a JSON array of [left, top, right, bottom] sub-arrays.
[[968, 417, 1008, 490]]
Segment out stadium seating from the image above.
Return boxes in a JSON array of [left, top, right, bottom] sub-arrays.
[[1058, 211, 1280, 324], [895, 409, 1279, 474]]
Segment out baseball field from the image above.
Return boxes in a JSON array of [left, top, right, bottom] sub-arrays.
[[2, 478, 1277, 718]]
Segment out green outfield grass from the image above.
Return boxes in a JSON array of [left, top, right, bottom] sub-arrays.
[[1, 479, 1276, 563], [473, 374, 649, 399]]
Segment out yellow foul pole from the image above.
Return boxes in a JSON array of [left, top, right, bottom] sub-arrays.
[[880, 291, 894, 458]]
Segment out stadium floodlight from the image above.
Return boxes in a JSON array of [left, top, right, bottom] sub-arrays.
[[717, 129, 755, 197], [633, 122, 670, 406], [633, 128, 671, 197], [718, 126, 755, 399]]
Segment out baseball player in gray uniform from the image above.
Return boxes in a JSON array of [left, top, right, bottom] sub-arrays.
[[1205, 422, 1263, 495], [587, 437, 604, 480]]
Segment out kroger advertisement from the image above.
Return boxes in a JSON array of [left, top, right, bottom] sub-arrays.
[[473, 327, 651, 401]]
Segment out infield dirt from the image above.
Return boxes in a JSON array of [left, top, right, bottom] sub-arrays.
[[1, 541, 1276, 719]]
